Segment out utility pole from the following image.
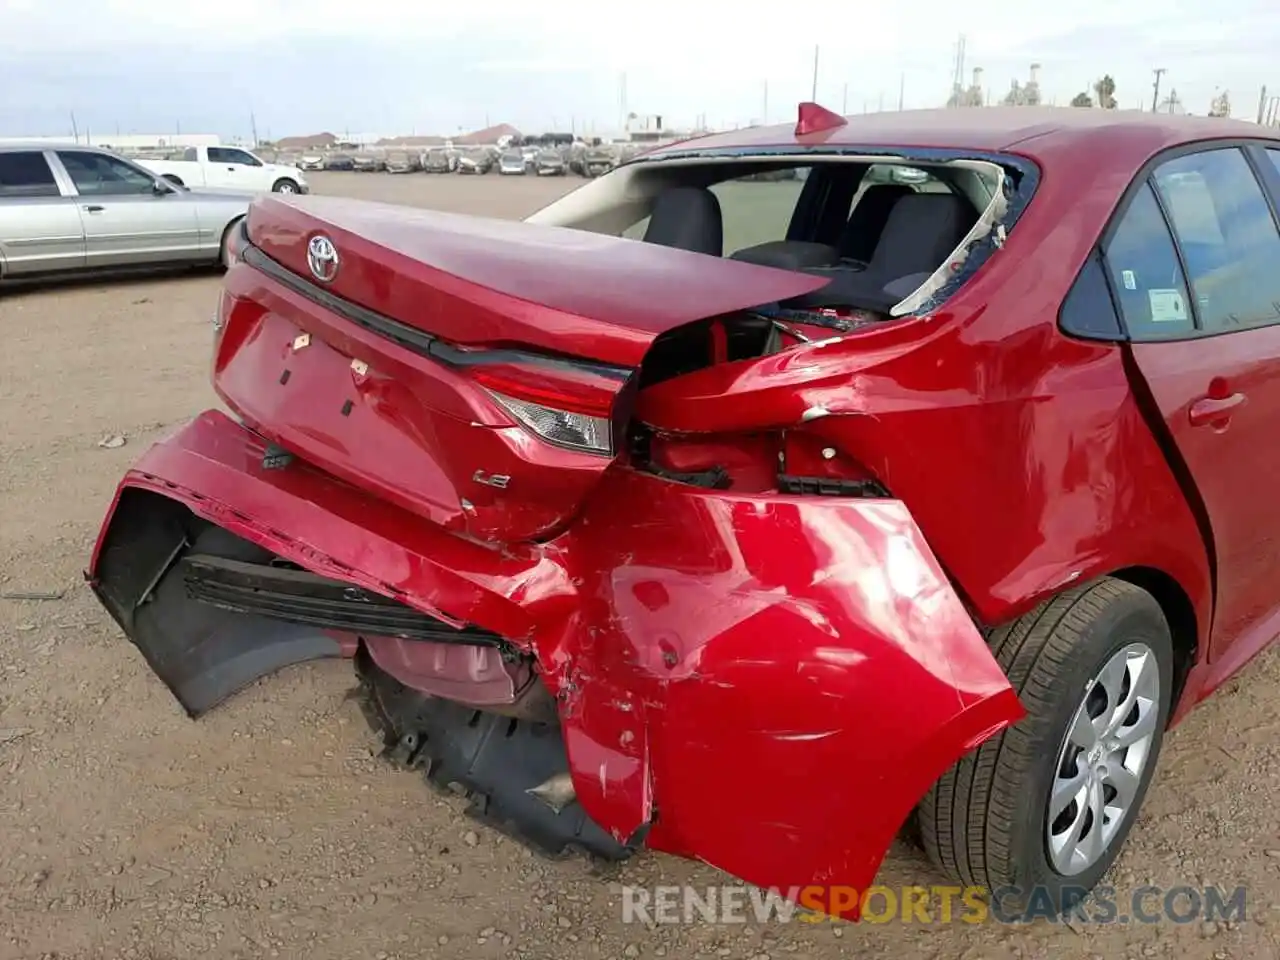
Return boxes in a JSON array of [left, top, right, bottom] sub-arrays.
[[811, 45, 819, 101], [1258, 85, 1268, 125], [898, 73, 905, 111], [842, 83, 848, 113], [1151, 68, 1166, 113], [70, 111, 79, 143], [249, 111, 259, 147]]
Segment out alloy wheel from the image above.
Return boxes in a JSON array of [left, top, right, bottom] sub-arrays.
[[1046, 641, 1161, 875]]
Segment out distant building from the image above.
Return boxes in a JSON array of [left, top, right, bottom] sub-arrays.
[[948, 68, 985, 108], [624, 113, 674, 143], [376, 134, 447, 148], [1002, 64, 1044, 107], [273, 132, 339, 151], [455, 123, 521, 146], [0, 132, 220, 151]]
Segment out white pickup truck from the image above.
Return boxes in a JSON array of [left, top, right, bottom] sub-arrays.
[[140, 146, 308, 195]]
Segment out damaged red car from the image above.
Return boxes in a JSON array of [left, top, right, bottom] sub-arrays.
[[88, 104, 1280, 916]]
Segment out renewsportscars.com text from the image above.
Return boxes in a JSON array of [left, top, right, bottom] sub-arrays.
[[620, 884, 1247, 925]]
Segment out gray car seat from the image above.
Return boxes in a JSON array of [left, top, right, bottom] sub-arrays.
[[793, 193, 975, 311], [642, 186, 724, 257], [838, 184, 914, 263]]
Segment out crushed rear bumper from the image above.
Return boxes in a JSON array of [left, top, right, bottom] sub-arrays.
[[88, 410, 1023, 917]]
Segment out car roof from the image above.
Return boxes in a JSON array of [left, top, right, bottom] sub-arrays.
[[0, 141, 108, 152], [646, 107, 1280, 172]]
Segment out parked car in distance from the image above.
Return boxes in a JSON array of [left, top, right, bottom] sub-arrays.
[[582, 146, 617, 178], [423, 148, 452, 173], [0, 143, 250, 280], [455, 149, 492, 174], [385, 150, 422, 174], [497, 150, 526, 175], [139, 146, 307, 194], [352, 154, 384, 172], [534, 149, 567, 176], [297, 154, 326, 172], [325, 153, 357, 172]]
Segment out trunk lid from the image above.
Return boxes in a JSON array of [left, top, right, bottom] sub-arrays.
[[220, 196, 827, 543], [245, 195, 827, 367]]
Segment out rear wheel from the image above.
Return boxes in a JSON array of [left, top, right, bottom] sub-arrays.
[[272, 178, 299, 194], [919, 578, 1173, 914]]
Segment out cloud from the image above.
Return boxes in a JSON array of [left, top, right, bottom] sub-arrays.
[[1, 0, 1274, 137]]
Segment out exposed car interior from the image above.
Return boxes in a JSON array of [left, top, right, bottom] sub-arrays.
[[642, 171, 978, 301], [606, 161, 988, 378], [601, 160, 992, 323]]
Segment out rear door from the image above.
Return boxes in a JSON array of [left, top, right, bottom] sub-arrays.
[[1109, 144, 1280, 659], [0, 150, 85, 275], [54, 150, 202, 267]]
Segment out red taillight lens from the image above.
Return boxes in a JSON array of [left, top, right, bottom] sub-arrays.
[[468, 362, 617, 418], [468, 361, 622, 456]]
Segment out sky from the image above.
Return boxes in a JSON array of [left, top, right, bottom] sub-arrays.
[[1, 0, 1277, 140]]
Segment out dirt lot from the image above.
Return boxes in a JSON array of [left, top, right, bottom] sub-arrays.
[[2, 170, 1280, 960]]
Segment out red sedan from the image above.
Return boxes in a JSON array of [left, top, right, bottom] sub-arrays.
[[87, 104, 1280, 917]]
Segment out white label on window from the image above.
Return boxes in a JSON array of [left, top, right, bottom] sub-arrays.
[[1148, 288, 1189, 323], [1122, 269, 1137, 290]]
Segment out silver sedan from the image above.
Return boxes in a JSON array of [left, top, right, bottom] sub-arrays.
[[0, 143, 254, 281]]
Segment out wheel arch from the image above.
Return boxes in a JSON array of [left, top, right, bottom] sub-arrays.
[[1109, 565, 1199, 719], [218, 214, 245, 265]]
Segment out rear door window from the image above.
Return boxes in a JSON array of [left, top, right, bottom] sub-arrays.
[[1152, 148, 1280, 332], [1102, 182, 1195, 339], [0, 151, 61, 198]]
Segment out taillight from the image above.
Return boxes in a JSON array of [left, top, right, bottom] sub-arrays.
[[468, 360, 623, 456]]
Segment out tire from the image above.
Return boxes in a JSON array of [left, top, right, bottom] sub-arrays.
[[272, 178, 299, 194], [918, 577, 1173, 914], [218, 217, 243, 270]]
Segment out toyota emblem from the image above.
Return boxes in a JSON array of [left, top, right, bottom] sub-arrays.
[[307, 234, 339, 283]]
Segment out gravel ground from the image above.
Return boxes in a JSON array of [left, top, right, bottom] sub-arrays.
[[2, 171, 1280, 960]]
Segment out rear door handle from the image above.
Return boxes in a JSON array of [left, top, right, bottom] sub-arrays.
[[1189, 392, 1246, 426], [83, 205, 104, 213]]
